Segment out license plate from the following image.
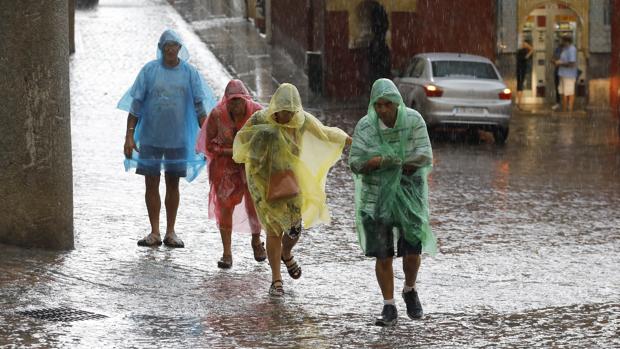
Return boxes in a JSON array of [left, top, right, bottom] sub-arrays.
[[455, 107, 484, 114]]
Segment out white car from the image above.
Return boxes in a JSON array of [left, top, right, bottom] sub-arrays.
[[394, 53, 512, 144]]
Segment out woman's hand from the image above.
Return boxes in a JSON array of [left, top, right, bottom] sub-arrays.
[[345, 136, 353, 146]]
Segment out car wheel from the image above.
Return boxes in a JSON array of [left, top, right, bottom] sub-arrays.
[[493, 127, 509, 145]]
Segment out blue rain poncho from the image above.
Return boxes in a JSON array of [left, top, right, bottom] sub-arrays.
[[349, 79, 437, 255], [117, 29, 217, 181]]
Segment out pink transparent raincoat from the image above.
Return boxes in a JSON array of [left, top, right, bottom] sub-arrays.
[[196, 80, 263, 233]]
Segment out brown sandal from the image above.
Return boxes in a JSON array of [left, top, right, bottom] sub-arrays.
[[269, 280, 284, 297], [251, 241, 267, 262], [281, 255, 302, 279]]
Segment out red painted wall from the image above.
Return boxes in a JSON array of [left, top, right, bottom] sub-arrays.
[[324, 11, 370, 99], [271, 0, 311, 65], [611, 0, 620, 118], [394, 0, 496, 70], [323, 0, 496, 98]]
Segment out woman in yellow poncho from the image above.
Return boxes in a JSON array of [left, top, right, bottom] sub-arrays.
[[233, 83, 351, 297]]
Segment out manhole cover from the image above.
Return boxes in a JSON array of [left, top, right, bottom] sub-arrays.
[[16, 307, 107, 322]]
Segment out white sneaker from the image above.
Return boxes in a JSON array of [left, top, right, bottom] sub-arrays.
[[552, 104, 561, 111]]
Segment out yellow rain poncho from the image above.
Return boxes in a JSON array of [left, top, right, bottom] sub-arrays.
[[232, 83, 348, 235]]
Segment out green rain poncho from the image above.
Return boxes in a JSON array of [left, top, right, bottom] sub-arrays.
[[349, 79, 437, 255], [233, 83, 349, 235]]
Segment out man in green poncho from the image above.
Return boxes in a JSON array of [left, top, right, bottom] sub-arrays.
[[349, 78, 437, 326]]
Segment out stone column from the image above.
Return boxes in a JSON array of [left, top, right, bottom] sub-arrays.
[[0, 1, 74, 250], [69, 0, 75, 54]]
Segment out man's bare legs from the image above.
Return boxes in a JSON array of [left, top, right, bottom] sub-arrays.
[[164, 174, 180, 237], [375, 257, 394, 300], [563, 94, 575, 113], [137, 174, 165, 246], [403, 254, 421, 288], [375, 254, 421, 300], [145, 175, 161, 238], [139, 173, 183, 247]]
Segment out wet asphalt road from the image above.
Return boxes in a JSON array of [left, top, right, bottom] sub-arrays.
[[1, 0, 619, 347]]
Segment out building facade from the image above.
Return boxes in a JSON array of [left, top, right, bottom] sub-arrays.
[[265, 0, 620, 113]]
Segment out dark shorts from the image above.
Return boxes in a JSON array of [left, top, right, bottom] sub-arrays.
[[361, 212, 422, 259], [136, 145, 187, 177]]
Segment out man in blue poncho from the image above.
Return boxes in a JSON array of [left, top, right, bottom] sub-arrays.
[[349, 79, 436, 326], [120, 29, 214, 248]]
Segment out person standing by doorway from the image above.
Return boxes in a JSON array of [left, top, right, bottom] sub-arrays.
[[551, 41, 563, 110], [368, 4, 390, 89], [515, 38, 533, 108], [555, 35, 578, 112]]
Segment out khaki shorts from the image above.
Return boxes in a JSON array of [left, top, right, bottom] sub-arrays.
[[559, 77, 576, 96]]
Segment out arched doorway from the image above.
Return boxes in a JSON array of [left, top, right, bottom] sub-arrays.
[[519, 2, 586, 105]]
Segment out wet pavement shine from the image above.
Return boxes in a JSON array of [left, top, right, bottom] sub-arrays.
[[1, 0, 619, 348]]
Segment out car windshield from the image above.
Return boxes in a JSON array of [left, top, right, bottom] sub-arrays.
[[431, 60, 499, 80]]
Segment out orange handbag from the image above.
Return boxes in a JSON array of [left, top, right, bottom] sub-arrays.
[[267, 169, 300, 201]]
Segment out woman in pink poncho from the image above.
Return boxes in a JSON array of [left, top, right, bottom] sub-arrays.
[[196, 79, 266, 268]]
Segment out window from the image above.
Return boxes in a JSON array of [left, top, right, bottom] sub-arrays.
[[431, 61, 499, 80], [411, 59, 426, 78], [406, 59, 418, 76]]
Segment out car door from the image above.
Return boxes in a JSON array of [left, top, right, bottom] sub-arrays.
[[395, 58, 420, 103], [403, 58, 428, 110]]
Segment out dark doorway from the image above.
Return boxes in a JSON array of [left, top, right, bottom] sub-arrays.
[[365, 1, 390, 89]]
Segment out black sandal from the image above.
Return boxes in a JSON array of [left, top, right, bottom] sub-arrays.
[[217, 254, 233, 269], [269, 280, 284, 297], [281, 255, 302, 279]]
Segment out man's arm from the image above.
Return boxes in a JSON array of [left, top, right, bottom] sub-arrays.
[[349, 119, 383, 174], [403, 113, 432, 175], [195, 101, 207, 126], [123, 113, 139, 159]]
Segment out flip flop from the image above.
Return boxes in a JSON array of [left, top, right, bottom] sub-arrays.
[[137, 233, 162, 247], [163, 232, 184, 248]]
